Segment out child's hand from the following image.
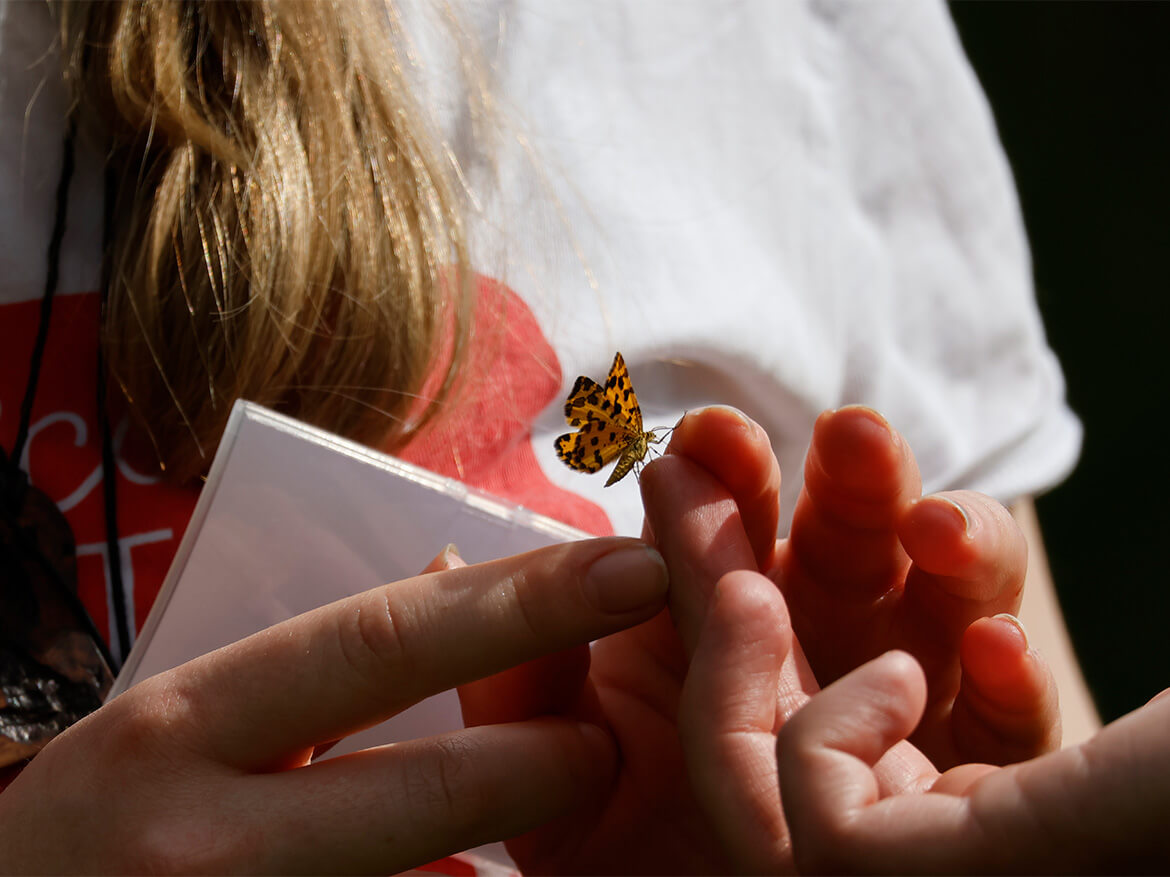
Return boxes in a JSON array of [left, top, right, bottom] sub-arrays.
[[633, 405, 1062, 870], [779, 405, 1059, 767], [651, 405, 1060, 770], [779, 650, 1170, 873], [455, 404, 1058, 874]]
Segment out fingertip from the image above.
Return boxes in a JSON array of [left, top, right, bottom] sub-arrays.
[[583, 542, 669, 615], [876, 648, 928, 686], [637, 449, 680, 500], [869, 650, 930, 716], [442, 543, 466, 569], [670, 404, 761, 451], [800, 407, 920, 538], [809, 406, 910, 491], [902, 495, 974, 554], [420, 542, 466, 574], [955, 615, 1061, 760], [959, 615, 1032, 701], [542, 720, 620, 818], [859, 649, 930, 739], [899, 492, 1026, 604], [706, 569, 793, 658], [784, 650, 927, 760]]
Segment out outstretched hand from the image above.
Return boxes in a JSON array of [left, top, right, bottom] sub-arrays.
[[650, 405, 1059, 768], [778, 405, 1059, 766], [465, 404, 1063, 873], [636, 405, 1062, 870]]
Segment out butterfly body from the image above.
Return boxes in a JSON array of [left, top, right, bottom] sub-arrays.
[[554, 352, 668, 486]]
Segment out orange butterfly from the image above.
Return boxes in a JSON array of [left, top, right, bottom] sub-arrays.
[[554, 352, 669, 486]]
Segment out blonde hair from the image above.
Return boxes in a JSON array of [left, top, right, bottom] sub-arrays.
[[57, 0, 473, 482]]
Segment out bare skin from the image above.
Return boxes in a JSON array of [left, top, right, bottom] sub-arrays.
[[635, 405, 1065, 872], [778, 647, 1170, 873], [0, 405, 1068, 873], [0, 538, 667, 873]]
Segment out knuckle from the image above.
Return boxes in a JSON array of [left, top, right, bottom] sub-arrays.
[[127, 818, 202, 873], [336, 589, 413, 689], [504, 568, 545, 643], [401, 734, 487, 831], [433, 735, 484, 818], [128, 812, 246, 875], [99, 675, 203, 764]]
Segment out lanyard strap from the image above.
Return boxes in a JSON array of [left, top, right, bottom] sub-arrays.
[[2, 116, 127, 672]]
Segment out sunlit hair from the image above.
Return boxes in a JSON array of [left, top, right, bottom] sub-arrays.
[[57, 0, 474, 482]]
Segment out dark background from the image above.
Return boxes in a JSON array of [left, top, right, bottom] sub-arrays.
[[948, 1, 1169, 722]]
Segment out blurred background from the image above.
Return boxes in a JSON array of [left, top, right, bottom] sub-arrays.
[[948, 1, 1170, 723]]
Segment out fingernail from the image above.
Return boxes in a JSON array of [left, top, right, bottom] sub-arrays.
[[691, 404, 751, 427], [838, 403, 888, 424], [992, 613, 1029, 649], [829, 405, 904, 457], [936, 496, 973, 538], [584, 543, 669, 614], [687, 405, 762, 443], [442, 543, 465, 569]]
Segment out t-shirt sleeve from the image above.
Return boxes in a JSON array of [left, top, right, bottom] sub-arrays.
[[804, 0, 1081, 503]]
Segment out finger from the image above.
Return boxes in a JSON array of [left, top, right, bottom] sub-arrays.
[[895, 492, 1032, 761], [418, 542, 464, 575], [952, 614, 1061, 764], [783, 659, 1170, 872], [779, 650, 926, 840], [778, 652, 980, 874], [457, 646, 592, 727], [639, 452, 759, 656], [315, 543, 470, 760], [664, 406, 782, 571], [162, 537, 668, 769], [775, 406, 921, 686], [227, 719, 617, 874], [898, 492, 1028, 645], [452, 533, 591, 727], [782, 406, 919, 600], [678, 569, 798, 873]]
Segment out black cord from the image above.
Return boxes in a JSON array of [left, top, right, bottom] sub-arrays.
[[98, 167, 130, 666], [8, 118, 76, 471], [1, 116, 120, 675]]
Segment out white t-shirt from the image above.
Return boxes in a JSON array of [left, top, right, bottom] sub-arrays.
[[2, 0, 1079, 550], [0, 3, 1083, 871], [404, 0, 1081, 537]]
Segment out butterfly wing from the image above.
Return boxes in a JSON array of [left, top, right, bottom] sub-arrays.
[[563, 375, 615, 427], [556, 352, 647, 483], [602, 352, 643, 434], [555, 416, 630, 474]]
